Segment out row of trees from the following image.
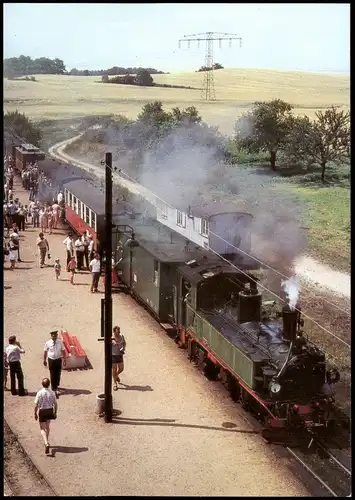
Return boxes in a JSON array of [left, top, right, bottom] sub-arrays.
[[4, 56, 66, 78], [234, 100, 350, 182], [3, 56, 167, 80], [4, 110, 42, 146], [197, 62, 224, 72], [102, 69, 154, 86], [69, 66, 166, 76]]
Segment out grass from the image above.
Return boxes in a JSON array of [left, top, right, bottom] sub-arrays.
[[3, 69, 350, 135], [276, 180, 350, 272]]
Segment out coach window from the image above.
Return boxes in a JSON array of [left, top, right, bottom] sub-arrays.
[[158, 200, 168, 219], [85, 206, 90, 225], [201, 218, 209, 236], [73, 196, 77, 213], [153, 260, 159, 286], [77, 199, 82, 217], [64, 189, 67, 204], [81, 203, 85, 220], [90, 212, 96, 230], [69, 192, 73, 207], [177, 210, 186, 228]]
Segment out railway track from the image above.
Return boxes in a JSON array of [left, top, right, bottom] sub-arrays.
[[287, 438, 351, 497]]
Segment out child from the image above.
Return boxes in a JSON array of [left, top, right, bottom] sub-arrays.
[[4, 352, 9, 390], [67, 256, 76, 285], [54, 258, 61, 280]]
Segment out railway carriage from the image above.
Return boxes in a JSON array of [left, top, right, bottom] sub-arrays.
[[14, 143, 45, 172], [49, 167, 340, 432]]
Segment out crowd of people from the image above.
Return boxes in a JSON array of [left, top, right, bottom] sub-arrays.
[[4, 153, 128, 455]]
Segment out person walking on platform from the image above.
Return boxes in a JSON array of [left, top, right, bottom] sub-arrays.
[[63, 233, 74, 266], [34, 377, 58, 455], [112, 326, 126, 390], [74, 236, 85, 271], [36, 232, 50, 268], [5, 335, 27, 396], [43, 331, 65, 399], [81, 231, 90, 269], [89, 253, 101, 293]]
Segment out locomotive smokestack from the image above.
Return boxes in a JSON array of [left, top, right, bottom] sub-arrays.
[[238, 283, 262, 324], [282, 302, 300, 342]]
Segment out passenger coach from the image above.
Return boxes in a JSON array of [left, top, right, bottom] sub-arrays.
[[63, 178, 127, 251]]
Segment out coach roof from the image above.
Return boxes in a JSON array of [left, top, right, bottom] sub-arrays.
[[63, 178, 106, 214]]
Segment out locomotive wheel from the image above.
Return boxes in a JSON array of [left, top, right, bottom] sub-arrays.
[[196, 348, 205, 371], [204, 359, 219, 381], [226, 373, 240, 402], [239, 389, 249, 411]]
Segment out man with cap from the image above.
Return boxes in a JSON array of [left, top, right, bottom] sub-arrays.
[[43, 331, 66, 398]]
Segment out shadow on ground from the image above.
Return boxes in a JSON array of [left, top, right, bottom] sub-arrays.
[[110, 414, 259, 434], [50, 446, 88, 457], [118, 384, 153, 392]]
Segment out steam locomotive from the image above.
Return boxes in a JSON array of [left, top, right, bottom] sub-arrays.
[[4, 130, 340, 430], [61, 176, 340, 431]]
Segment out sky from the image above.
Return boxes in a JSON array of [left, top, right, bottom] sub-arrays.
[[3, 3, 350, 74]]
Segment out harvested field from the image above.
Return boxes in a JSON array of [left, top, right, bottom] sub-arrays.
[[3, 69, 350, 135]]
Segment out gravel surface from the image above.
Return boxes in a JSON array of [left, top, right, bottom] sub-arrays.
[[4, 180, 309, 496]]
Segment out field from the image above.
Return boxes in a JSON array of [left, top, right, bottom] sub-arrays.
[[4, 69, 350, 270], [3, 69, 350, 135]]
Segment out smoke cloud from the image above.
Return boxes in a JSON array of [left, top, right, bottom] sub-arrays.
[[78, 117, 307, 293]]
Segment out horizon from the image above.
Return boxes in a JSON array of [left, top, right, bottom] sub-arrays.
[[4, 3, 350, 75]]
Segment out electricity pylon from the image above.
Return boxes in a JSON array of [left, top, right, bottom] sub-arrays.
[[179, 32, 242, 101]]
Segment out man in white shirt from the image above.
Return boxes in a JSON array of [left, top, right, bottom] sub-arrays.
[[89, 253, 101, 293], [74, 236, 85, 271], [5, 335, 27, 396], [81, 232, 90, 269], [43, 331, 65, 398], [34, 377, 58, 455], [63, 233, 74, 266], [57, 191, 63, 205]]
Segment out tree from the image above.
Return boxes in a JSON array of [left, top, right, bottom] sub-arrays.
[[284, 107, 351, 183], [213, 62, 224, 70], [4, 110, 42, 146], [135, 69, 154, 86], [235, 99, 294, 170]]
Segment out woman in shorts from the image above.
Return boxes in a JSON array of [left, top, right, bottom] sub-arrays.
[[112, 326, 126, 390], [34, 378, 58, 455]]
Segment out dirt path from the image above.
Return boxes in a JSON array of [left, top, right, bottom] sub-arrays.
[[49, 136, 351, 299]]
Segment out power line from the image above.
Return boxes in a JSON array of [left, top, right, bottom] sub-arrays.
[[208, 231, 351, 315], [115, 166, 350, 314], [110, 167, 351, 349], [207, 247, 350, 349], [178, 31, 242, 101]]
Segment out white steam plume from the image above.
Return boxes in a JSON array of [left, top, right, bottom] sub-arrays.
[[281, 276, 300, 311]]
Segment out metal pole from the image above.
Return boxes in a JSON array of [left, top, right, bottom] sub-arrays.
[[101, 298, 105, 338], [104, 152, 113, 422]]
